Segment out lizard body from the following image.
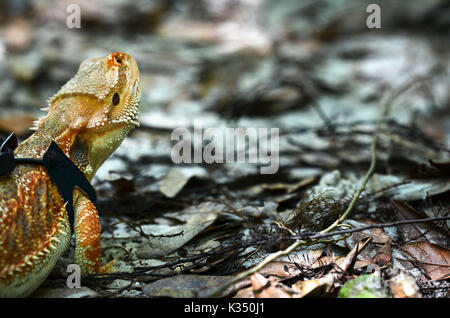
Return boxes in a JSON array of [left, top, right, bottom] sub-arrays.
[[0, 52, 141, 297]]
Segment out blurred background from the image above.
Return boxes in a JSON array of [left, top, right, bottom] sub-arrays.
[[0, 0, 449, 137], [0, 0, 449, 203]]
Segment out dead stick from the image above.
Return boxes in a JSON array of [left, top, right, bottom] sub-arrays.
[[295, 215, 450, 241]]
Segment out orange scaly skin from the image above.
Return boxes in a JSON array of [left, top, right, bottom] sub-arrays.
[[0, 52, 141, 297]]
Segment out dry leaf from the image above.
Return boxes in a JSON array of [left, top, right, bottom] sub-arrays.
[[338, 237, 373, 273], [142, 274, 239, 298], [250, 273, 292, 298], [388, 270, 421, 298], [159, 167, 207, 198], [136, 202, 219, 259], [31, 287, 98, 298], [292, 273, 335, 298], [391, 199, 449, 246], [233, 286, 255, 298], [258, 261, 302, 278], [343, 220, 392, 266], [397, 242, 450, 280], [409, 160, 450, 178]]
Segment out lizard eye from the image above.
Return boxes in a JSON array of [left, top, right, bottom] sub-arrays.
[[115, 57, 122, 64], [112, 93, 120, 106]]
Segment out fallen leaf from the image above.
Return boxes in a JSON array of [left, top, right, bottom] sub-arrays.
[[233, 286, 255, 298], [409, 160, 450, 179], [429, 160, 450, 175], [368, 174, 450, 201], [388, 270, 421, 298], [250, 273, 292, 298], [342, 220, 392, 266], [337, 237, 373, 274], [258, 261, 302, 278], [31, 287, 97, 298], [159, 167, 207, 198], [142, 274, 240, 298], [319, 255, 373, 270], [391, 199, 449, 246], [292, 273, 335, 298], [397, 242, 450, 280], [136, 202, 220, 259]]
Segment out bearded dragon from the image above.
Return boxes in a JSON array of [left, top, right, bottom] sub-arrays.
[[0, 52, 141, 297]]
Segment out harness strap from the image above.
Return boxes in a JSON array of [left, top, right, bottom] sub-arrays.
[[0, 133, 97, 233]]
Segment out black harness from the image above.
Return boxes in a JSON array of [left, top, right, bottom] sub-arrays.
[[0, 133, 97, 233]]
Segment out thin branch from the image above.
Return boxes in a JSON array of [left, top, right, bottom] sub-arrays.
[[295, 215, 450, 241], [320, 77, 424, 234]]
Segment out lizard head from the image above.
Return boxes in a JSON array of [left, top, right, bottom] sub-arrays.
[[35, 52, 141, 176], [47, 51, 141, 131]]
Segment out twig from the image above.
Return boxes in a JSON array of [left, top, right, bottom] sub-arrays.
[[295, 215, 450, 241], [320, 77, 424, 234]]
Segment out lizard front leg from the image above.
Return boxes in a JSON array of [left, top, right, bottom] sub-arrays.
[[73, 194, 114, 275]]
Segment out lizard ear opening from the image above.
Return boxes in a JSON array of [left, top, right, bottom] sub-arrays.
[[112, 93, 120, 106]]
